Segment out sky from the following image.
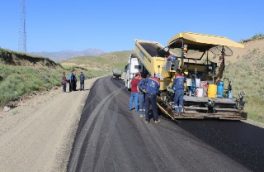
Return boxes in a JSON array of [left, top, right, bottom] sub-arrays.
[[0, 0, 263, 52]]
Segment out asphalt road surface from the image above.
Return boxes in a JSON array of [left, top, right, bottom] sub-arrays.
[[67, 77, 264, 172]]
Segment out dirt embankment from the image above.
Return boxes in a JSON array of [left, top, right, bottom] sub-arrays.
[[0, 78, 98, 172], [0, 48, 59, 68]]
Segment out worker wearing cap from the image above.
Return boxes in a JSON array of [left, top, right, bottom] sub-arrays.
[[172, 69, 185, 116], [144, 75, 160, 123]]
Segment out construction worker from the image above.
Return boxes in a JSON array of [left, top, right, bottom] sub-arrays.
[[144, 75, 160, 123], [129, 73, 141, 112], [67, 72, 72, 92], [61, 72, 67, 92], [70, 71, 77, 91], [138, 74, 147, 117], [79, 72, 85, 91], [172, 69, 185, 116]]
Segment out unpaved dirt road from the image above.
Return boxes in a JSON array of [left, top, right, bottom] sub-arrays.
[[0, 78, 98, 172], [68, 77, 264, 172]]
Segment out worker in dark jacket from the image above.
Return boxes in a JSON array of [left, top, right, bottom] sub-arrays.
[[172, 70, 185, 116], [79, 72, 85, 91], [138, 74, 147, 117], [70, 71, 77, 91], [67, 73, 72, 92], [144, 76, 160, 123], [61, 72, 67, 92]]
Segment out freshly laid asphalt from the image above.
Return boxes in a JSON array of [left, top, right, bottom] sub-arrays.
[[67, 77, 264, 172]]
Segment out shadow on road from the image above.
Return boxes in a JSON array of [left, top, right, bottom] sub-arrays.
[[177, 120, 264, 172]]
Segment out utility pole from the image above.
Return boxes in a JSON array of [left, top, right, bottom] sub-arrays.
[[19, 0, 27, 52]]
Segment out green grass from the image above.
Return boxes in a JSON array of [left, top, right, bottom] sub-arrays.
[[225, 49, 264, 122], [0, 64, 63, 106], [0, 63, 106, 106]]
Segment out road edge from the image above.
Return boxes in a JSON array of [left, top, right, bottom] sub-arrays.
[[50, 77, 101, 172], [243, 119, 264, 129]]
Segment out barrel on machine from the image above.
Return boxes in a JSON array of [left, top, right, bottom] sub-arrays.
[[217, 81, 224, 98], [208, 84, 217, 98]]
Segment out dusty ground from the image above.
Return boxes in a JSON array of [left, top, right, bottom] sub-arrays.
[[0, 78, 98, 172]]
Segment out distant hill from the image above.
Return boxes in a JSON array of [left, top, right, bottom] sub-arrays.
[[30, 48, 104, 62], [61, 50, 131, 73]]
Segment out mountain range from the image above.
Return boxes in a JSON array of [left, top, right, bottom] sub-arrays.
[[30, 48, 104, 62]]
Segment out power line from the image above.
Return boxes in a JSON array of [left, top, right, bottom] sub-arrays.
[[19, 0, 27, 52]]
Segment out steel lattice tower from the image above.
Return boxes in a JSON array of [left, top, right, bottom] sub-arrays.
[[19, 0, 27, 52]]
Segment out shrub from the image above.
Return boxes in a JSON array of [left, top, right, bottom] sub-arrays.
[[0, 64, 62, 106]]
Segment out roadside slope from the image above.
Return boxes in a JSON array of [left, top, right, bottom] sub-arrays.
[[224, 38, 264, 122], [228, 38, 264, 63], [0, 78, 98, 172]]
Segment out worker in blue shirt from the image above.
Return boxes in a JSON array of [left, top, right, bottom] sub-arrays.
[[144, 76, 160, 123], [172, 69, 185, 116]]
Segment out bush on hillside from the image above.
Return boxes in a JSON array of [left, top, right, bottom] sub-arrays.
[[241, 33, 264, 43]]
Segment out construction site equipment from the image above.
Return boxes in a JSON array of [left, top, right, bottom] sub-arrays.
[[128, 32, 247, 120], [123, 54, 142, 89], [112, 68, 122, 79]]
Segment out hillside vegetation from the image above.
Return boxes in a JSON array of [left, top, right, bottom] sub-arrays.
[[0, 48, 62, 106], [225, 44, 264, 122], [0, 64, 63, 106]]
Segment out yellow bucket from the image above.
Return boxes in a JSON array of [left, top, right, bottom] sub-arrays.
[[208, 84, 217, 98]]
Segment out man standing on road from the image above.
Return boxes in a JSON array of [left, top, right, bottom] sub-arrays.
[[61, 72, 67, 92], [138, 74, 147, 117], [145, 75, 160, 123], [172, 69, 185, 116], [79, 72, 85, 91], [67, 72, 72, 92], [129, 73, 140, 112], [71, 71, 77, 91]]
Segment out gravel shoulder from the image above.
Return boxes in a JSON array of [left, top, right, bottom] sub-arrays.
[[0, 78, 98, 172]]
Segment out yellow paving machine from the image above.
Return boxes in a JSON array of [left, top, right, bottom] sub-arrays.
[[131, 32, 247, 120]]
